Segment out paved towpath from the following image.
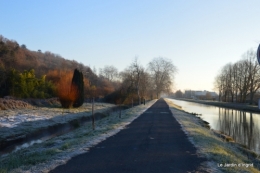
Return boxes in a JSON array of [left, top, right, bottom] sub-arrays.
[[50, 99, 207, 173]]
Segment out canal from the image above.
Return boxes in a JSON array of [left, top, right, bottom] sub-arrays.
[[168, 99, 260, 154]]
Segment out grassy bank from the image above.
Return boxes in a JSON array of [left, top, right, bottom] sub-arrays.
[[0, 100, 157, 173], [0, 103, 116, 145], [165, 98, 260, 173]]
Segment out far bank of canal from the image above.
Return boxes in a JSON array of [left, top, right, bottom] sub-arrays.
[[168, 98, 260, 155], [178, 98, 260, 113]]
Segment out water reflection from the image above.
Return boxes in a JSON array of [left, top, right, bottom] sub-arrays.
[[217, 108, 260, 153], [169, 99, 260, 154]]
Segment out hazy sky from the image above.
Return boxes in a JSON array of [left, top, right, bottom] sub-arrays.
[[1, 1, 260, 92]]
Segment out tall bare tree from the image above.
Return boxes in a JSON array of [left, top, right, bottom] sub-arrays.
[[118, 57, 154, 104], [139, 71, 151, 101], [148, 57, 177, 98], [130, 58, 144, 104], [243, 50, 260, 104]]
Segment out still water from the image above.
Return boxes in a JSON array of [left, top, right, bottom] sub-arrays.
[[169, 99, 260, 154]]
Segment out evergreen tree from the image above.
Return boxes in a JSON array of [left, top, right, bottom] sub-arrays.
[[72, 69, 84, 107]]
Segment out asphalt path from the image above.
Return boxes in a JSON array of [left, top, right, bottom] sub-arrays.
[[50, 99, 207, 173]]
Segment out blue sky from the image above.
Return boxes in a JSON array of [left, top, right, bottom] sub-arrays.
[[1, 1, 260, 92]]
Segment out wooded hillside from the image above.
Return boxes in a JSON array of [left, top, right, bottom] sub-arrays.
[[0, 35, 177, 105], [0, 35, 118, 100]]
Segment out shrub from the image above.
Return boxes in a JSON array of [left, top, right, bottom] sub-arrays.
[[55, 70, 77, 108]]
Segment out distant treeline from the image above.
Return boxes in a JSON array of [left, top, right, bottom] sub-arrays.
[[214, 49, 260, 104], [0, 35, 177, 105]]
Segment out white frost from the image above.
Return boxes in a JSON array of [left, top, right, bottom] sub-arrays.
[[0, 114, 47, 128]]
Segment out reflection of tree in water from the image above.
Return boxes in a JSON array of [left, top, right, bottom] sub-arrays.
[[217, 108, 260, 153]]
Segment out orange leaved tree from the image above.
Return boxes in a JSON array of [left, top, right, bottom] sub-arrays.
[[58, 71, 78, 108]]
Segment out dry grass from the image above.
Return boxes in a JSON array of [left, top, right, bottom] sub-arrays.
[[0, 99, 34, 110]]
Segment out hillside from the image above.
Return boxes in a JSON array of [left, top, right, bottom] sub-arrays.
[[0, 35, 117, 100], [0, 35, 97, 78], [0, 35, 170, 106]]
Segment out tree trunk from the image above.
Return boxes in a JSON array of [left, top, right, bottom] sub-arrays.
[[92, 97, 95, 130], [249, 91, 254, 105]]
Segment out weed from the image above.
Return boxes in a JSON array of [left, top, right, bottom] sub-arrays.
[[60, 142, 70, 150], [46, 148, 59, 155]]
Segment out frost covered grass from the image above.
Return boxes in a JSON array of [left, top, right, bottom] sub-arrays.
[[0, 103, 115, 142], [165, 98, 260, 173], [0, 102, 115, 128], [0, 100, 157, 173]]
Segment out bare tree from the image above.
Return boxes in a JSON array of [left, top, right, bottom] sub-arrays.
[[130, 58, 144, 104], [119, 58, 153, 104], [215, 62, 248, 102], [99, 65, 119, 82], [119, 66, 138, 103], [232, 62, 239, 102], [148, 57, 177, 98], [139, 71, 151, 101], [214, 49, 260, 104], [222, 63, 235, 102], [235, 60, 249, 102], [214, 74, 222, 101], [243, 50, 260, 104]]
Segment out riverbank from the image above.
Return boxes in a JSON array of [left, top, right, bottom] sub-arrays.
[[165, 98, 260, 173], [174, 98, 260, 113]]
